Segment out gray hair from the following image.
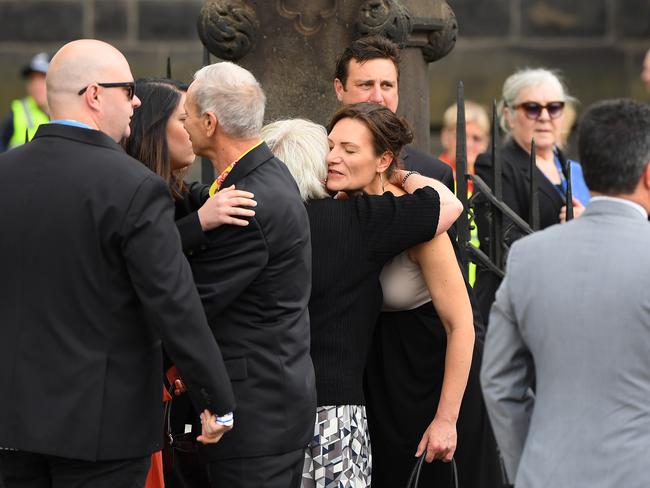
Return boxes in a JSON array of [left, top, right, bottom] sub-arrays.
[[192, 62, 265, 139], [261, 119, 329, 202], [498, 67, 577, 133]]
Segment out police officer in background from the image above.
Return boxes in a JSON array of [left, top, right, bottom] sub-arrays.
[[0, 52, 50, 152]]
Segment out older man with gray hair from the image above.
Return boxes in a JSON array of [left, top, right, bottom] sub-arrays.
[[181, 62, 316, 488]]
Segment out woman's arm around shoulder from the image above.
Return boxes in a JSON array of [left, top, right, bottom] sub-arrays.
[[393, 169, 463, 235]]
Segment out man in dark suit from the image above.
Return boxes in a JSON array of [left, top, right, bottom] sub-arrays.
[[182, 62, 316, 488], [0, 40, 234, 488]]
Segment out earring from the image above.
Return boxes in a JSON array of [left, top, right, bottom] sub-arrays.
[[379, 172, 385, 193]]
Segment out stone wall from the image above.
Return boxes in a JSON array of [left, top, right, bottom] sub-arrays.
[[0, 0, 208, 110], [1, 0, 649, 151]]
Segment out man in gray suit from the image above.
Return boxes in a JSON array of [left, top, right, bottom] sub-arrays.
[[480, 98, 650, 488]]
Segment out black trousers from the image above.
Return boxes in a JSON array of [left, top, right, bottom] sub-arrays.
[[207, 448, 304, 488], [0, 450, 150, 488]]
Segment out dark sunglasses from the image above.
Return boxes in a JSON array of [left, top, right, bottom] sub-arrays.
[[513, 101, 565, 120], [78, 82, 136, 100]]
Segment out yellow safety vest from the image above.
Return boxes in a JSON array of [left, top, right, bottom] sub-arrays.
[[8, 96, 49, 149]]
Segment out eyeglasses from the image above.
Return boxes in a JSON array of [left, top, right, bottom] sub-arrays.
[[512, 101, 565, 120], [78, 82, 136, 100]]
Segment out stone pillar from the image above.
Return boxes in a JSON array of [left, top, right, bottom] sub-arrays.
[[196, 0, 456, 152]]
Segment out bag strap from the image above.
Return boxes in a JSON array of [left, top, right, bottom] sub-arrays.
[[406, 455, 458, 488]]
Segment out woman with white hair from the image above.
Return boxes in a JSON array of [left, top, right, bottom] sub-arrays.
[[262, 112, 463, 488], [473, 67, 590, 324]]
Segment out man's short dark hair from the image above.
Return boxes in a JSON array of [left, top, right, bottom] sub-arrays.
[[578, 99, 650, 195], [334, 35, 401, 88]]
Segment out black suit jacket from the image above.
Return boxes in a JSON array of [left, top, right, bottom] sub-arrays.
[[0, 124, 234, 461], [473, 138, 565, 324], [188, 143, 316, 460], [401, 145, 486, 336], [402, 145, 455, 191]]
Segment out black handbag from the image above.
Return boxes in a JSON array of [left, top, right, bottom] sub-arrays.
[[406, 456, 458, 488], [162, 388, 210, 488]]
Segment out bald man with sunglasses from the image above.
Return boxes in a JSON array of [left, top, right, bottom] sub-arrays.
[[0, 39, 235, 488]]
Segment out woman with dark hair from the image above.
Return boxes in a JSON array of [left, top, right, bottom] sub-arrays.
[[261, 105, 464, 488], [324, 103, 499, 488]]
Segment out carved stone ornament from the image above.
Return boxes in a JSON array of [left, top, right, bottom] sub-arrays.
[[277, 0, 337, 36], [421, 1, 457, 63], [356, 0, 412, 45], [197, 0, 259, 61]]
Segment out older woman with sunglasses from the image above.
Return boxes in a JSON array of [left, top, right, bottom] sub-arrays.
[[473, 68, 590, 325]]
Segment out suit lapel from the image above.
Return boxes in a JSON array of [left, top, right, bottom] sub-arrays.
[[220, 142, 273, 188]]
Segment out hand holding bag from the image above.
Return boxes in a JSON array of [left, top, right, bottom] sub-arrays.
[[405, 455, 458, 488]]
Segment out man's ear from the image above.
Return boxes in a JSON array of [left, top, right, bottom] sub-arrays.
[[83, 84, 101, 111], [203, 112, 218, 137], [642, 161, 650, 189], [376, 151, 394, 173], [334, 78, 345, 102]]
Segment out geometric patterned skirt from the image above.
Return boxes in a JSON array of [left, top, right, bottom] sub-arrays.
[[301, 405, 372, 488]]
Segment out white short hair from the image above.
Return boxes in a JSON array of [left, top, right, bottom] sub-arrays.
[[498, 67, 577, 133], [261, 119, 329, 202], [192, 62, 265, 139]]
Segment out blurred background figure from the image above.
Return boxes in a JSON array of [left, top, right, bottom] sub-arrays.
[[0, 52, 50, 151], [439, 100, 490, 190], [438, 100, 490, 285], [473, 68, 591, 326], [641, 48, 650, 94]]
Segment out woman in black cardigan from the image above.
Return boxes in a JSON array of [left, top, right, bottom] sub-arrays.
[[474, 68, 590, 325], [261, 106, 462, 488]]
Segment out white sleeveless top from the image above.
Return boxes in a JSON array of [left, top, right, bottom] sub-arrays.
[[380, 251, 432, 311]]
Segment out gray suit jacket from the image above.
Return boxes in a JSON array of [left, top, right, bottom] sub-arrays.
[[480, 198, 650, 488]]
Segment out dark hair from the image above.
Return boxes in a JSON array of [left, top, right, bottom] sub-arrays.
[[333, 35, 400, 88], [328, 102, 413, 177], [122, 77, 189, 200], [578, 99, 650, 194]]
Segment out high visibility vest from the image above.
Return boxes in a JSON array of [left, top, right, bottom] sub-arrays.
[[8, 96, 49, 149]]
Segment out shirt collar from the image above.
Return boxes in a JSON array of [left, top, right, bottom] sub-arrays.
[[49, 120, 95, 130], [208, 140, 264, 196], [590, 195, 648, 218]]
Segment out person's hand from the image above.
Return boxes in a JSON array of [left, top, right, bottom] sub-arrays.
[[197, 409, 233, 444], [197, 185, 257, 231], [415, 417, 457, 463], [165, 365, 186, 396], [173, 379, 186, 396], [559, 197, 585, 223]]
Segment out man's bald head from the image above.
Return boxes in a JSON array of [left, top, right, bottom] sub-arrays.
[[46, 39, 140, 141], [47, 40, 129, 109]]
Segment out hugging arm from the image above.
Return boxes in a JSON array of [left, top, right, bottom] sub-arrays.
[[392, 169, 463, 235], [176, 183, 257, 253]]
